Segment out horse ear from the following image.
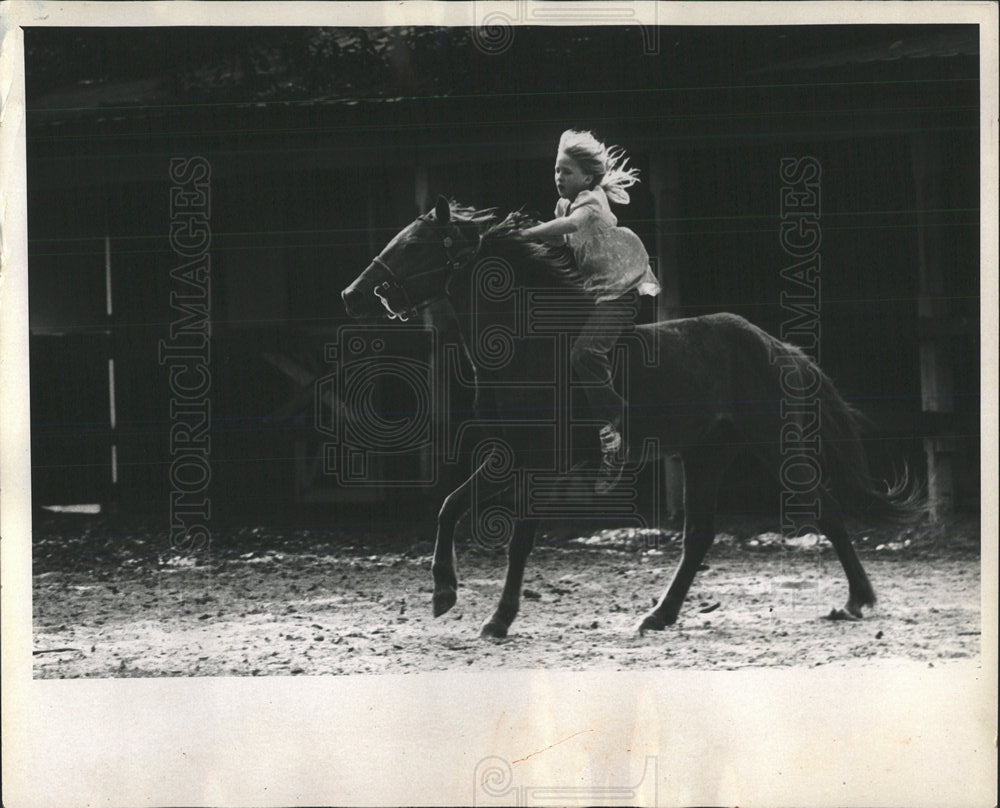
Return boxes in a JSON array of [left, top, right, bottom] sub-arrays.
[[435, 195, 451, 225]]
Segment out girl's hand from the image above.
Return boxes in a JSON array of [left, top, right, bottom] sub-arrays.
[[517, 216, 578, 241]]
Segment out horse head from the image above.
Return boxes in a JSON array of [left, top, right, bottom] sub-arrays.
[[341, 196, 489, 321]]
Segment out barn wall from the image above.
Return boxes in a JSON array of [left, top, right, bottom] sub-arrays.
[[25, 40, 980, 519]]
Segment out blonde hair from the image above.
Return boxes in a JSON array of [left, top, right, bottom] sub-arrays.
[[557, 129, 640, 205]]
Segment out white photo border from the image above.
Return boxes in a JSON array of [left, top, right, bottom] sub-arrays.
[[2, 3, 996, 806]]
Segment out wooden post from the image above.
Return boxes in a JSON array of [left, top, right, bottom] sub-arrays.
[[912, 131, 955, 519], [365, 167, 378, 258], [648, 150, 683, 320], [414, 163, 431, 216], [412, 162, 438, 485], [105, 231, 120, 516], [648, 150, 684, 523]]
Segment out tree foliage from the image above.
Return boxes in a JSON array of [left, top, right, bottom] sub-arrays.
[[24, 25, 976, 119]]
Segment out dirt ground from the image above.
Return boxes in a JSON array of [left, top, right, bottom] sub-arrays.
[[32, 516, 983, 678]]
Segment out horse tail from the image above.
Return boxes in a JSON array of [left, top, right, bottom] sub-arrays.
[[813, 369, 924, 526], [739, 317, 925, 526]]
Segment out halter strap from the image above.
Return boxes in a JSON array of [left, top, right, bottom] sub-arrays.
[[370, 232, 476, 321]]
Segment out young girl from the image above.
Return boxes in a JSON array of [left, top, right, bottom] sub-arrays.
[[517, 129, 661, 493]]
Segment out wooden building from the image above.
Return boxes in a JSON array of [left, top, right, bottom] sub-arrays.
[[24, 25, 980, 523]]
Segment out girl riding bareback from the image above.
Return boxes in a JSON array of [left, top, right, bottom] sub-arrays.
[[517, 129, 661, 493]]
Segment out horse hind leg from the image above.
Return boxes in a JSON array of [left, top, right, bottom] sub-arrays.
[[480, 516, 539, 639], [819, 502, 876, 620], [749, 436, 875, 620], [638, 431, 738, 634]]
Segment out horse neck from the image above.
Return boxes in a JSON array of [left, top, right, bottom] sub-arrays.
[[448, 239, 572, 387]]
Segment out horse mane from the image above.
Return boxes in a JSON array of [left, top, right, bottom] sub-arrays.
[[427, 201, 501, 228], [426, 199, 584, 289], [480, 209, 584, 288]]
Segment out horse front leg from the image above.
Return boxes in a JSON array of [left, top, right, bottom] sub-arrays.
[[480, 517, 539, 639], [432, 456, 501, 617]]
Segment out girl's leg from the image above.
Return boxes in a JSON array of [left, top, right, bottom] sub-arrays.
[[570, 292, 638, 491]]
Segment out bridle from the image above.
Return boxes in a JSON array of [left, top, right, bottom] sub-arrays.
[[370, 228, 476, 322]]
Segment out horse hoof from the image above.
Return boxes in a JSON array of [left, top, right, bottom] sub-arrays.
[[824, 607, 861, 622], [480, 620, 508, 639], [432, 589, 457, 617], [637, 613, 668, 635]]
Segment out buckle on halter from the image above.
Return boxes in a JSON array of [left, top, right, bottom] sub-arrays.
[[374, 282, 411, 321]]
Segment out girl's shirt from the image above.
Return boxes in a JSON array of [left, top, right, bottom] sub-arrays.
[[555, 185, 661, 303]]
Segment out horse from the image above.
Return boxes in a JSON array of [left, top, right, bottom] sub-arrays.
[[341, 196, 921, 639]]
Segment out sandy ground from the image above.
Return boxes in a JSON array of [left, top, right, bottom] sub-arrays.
[[32, 524, 982, 678]]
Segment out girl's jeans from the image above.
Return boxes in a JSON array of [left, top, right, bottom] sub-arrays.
[[570, 290, 638, 428]]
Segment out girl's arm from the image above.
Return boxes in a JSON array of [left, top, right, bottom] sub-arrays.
[[518, 206, 590, 241]]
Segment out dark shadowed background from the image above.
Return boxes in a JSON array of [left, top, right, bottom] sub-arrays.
[[24, 25, 980, 534]]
